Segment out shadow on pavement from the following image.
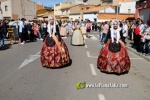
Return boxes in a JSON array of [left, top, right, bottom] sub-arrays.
[[43, 59, 73, 69], [25, 40, 37, 43], [97, 67, 129, 76], [102, 71, 129, 76], [0, 44, 12, 51]]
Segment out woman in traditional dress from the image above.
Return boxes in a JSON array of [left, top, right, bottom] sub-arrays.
[[60, 21, 68, 37], [80, 21, 86, 35], [97, 21, 130, 74], [71, 22, 85, 46], [41, 16, 71, 68]]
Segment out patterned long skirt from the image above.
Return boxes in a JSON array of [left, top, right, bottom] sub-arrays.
[[60, 27, 68, 37], [41, 36, 70, 68], [71, 30, 85, 46], [81, 26, 86, 35], [97, 40, 130, 74]]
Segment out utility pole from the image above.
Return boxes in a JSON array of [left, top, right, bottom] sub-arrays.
[[21, 0, 25, 18], [116, 5, 118, 20], [21, 0, 23, 18], [23, 0, 25, 18]]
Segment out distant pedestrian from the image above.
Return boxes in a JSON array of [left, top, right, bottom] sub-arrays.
[[99, 22, 104, 41], [0, 20, 4, 47], [42, 21, 47, 40], [27, 22, 32, 41], [37, 24, 43, 40], [144, 20, 150, 55], [101, 21, 109, 45], [32, 22, 39, 41], [19, 18, 25, 44], [137, 19, 145, 52], [122, 21, 128, 44], [97, 22, 101, 32], [128, 21, 134, 40], [0, 19, 8, 46], [94, 22, 97, 31], [134, 24, 140, 52], [86, 20, 92, 38]]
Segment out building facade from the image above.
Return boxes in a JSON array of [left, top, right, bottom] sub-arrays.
[[98, 13, 135, 21], [83, 13, 97, 22], [99, 7, 115, 13], [83, 6, 115, 22], [69, 5, 82, 21], [54, 2, 75, 16], [69, 4, 95, 21], [136, 0, 150, 23], [0, 0, 12, 19], [74, 0, 101, 5], [36, 3, 44, 10], [119, 1, 136, 14], [0, 0, 43, 20], [84, 0, 101, 5], [75, 0, 133, 6]]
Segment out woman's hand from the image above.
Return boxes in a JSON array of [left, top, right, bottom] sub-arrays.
[[103, 44, 106, 47], [58, 42, 61, 46]]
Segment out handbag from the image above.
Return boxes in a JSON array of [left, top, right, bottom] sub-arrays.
[[45, 36, 55, 47], [145, 35, 150, 40], [109, 42, 121, 53]]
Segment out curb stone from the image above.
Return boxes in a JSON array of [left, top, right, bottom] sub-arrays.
[[126, 46, 150, 62]]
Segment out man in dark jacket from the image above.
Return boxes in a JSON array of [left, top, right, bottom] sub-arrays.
[[0, 19, 7, 47]]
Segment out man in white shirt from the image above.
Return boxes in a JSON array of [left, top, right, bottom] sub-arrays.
[[122, 21, 128, 44], [19, 18, 25, 44]]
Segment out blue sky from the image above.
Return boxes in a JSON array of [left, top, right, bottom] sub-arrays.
[[33, 0, 65, 6]]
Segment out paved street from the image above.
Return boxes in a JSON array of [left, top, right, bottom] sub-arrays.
[[0, 31, 150, 100]]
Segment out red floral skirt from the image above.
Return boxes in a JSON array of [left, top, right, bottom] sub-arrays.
[[41, 36, 70, 68], [97, 40, 130, 74]]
